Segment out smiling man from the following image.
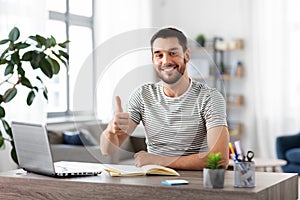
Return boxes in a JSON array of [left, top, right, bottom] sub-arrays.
[[100, 27, 229, 170]]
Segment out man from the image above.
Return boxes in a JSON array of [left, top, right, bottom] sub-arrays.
[[100, 27, 229, 170]]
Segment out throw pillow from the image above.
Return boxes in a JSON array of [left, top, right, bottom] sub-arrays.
[[63, 131, 83, 145]]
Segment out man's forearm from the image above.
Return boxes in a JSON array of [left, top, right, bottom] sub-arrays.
[[160, 153, 208, 170], [134, 151, 209, 170], [100, 129, 120, 155]]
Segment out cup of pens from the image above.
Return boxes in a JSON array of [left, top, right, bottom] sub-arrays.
[[234, 161, 255, 188], [230, 141, 255, 188]]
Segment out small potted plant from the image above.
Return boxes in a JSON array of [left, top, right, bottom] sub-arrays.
[[203, 152, 225, 189], [196, 34, 206, 47]]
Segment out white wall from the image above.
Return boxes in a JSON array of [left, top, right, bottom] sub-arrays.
[[94, 0, 156, 121]]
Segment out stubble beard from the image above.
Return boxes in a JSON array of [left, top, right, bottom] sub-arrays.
[[156, 63, 186, 84]]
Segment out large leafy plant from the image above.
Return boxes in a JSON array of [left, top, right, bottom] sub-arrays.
[[0, 27, 69, 163]]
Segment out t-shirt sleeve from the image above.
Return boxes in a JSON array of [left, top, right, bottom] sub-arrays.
[[128, 87, 142, 124], [203, 89, 227, 130]]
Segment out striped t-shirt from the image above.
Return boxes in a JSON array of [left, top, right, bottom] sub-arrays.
[[128, 79, 227, 156]]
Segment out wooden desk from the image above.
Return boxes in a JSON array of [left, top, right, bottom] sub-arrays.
[[0, 168, 298, 200]]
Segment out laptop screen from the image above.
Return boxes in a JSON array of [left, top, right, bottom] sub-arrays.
[[11, 122, 56, 176]]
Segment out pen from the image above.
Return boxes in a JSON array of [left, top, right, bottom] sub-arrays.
[[234, 140, 244, 161], [229, 142, 235, 157]]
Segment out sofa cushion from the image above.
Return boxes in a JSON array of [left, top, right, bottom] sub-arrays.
[[63, 129, 99, 146], [79, 129, 98, 146], [285, 148, 300, 164], [63, 131, 83, 145], [48, 130, 64, 144]]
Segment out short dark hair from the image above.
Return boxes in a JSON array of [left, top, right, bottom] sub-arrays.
[[150, 27, 188, 53]]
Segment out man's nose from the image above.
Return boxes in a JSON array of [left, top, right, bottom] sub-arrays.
[[162, 54, 171, 65]]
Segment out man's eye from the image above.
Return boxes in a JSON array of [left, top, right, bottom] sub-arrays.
[[155, 54, 163, 58], [170, 52, 177, 56]]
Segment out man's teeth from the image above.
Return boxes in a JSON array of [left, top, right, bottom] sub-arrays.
[[163, 66, 176, 71]]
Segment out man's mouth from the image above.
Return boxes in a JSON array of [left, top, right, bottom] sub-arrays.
[[161, 65, 178, 72]]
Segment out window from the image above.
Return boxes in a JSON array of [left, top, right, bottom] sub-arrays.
[[45, 0, 94, 117]]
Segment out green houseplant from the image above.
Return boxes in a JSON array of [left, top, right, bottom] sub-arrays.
[[0, 27, 69, 164], [203, 152, 225, 188], [196, 34, 206, 47]]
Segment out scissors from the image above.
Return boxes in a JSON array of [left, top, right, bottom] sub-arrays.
[[246, 150, 254, 162]]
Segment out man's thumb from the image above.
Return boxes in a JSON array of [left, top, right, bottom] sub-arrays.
[[115, 96, 123, 112]]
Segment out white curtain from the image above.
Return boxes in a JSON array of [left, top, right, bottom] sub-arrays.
[[250, 0, 300, 158], [0, 0, 47, 171]]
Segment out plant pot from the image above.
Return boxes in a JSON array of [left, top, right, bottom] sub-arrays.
[[197, 39, 205, 47], [203, 168, 225, 189]]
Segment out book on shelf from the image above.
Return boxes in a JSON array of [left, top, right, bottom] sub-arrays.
[[103, 164, 180, 177]]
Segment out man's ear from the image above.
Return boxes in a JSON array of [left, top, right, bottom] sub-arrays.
[[184, 49, 191, 63]]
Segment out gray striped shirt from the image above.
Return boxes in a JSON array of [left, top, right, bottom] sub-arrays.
[[128, 79, 227, 156]]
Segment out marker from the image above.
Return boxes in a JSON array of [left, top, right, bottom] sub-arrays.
[[234, 140, 244, 160], [229, 142, 235, 156]]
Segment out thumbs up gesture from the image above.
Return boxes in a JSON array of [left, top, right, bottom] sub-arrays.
[[110, 96, 130, 135]]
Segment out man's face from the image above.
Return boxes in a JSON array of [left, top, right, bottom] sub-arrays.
[[152, 37, 190, 84]]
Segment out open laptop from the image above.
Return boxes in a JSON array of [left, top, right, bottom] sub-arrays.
[[11, 121, 102, 177]]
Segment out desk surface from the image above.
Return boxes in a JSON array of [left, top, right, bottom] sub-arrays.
[[0, 167, 298, 200]]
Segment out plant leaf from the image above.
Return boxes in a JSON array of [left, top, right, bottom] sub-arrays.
[[0, 48, 9, 60], [51, 50, 67, 67], [1, 119, 12, 137], [11, 51, 20, 65], [22, 51, 33, 61], [36, 76, 43, 84], [50, 36, 56, 46], [0, 137, 4, 149], [0, 59, 8, 65], [29, 35, 37, 42], [0, 106, 5, 118], [59, 50, 69, 60], [58, 40, 70, 48], [4, 63, 14, 75], [43, 87, 48, 101], [30, 51, 45, 69], [10, 146, 18, 164], [15, 42, 30, 49], [8, 27, 20, 42], [40, 58, 53, 78], [0, 39, 10, 45], [21, 76, 32, 88], [17, 65, 25, 77], [47, 56, 60, 74], [3, 88, 17, 103], [26, 90, 36, 105], [36, 34, 47, 46]]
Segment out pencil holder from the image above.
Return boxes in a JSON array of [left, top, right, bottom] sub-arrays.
[[234, 161, 255, 188]]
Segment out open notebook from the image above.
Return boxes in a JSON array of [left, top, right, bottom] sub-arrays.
[[11, 121, 102, 177], [103, 164, 180, 177]]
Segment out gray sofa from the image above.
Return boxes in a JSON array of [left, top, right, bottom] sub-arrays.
[[47, 120, 146, 164]]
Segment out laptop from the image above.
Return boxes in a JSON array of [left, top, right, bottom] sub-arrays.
[[11, 121, 102, 177]]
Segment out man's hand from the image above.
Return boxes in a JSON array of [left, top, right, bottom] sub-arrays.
[[100, 96, 132, 156], [134, 151, 163, 167], [109, 96, 130, 136]]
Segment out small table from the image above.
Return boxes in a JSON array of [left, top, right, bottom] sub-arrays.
[[229, 158, 287, 172]]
